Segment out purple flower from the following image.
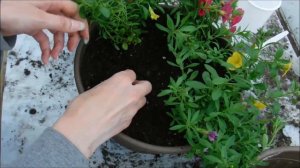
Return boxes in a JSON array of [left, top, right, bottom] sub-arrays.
[[208, 131, 218, 142]]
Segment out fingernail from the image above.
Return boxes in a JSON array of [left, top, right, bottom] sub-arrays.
[[73, 20, 85, 31], [84, 39, 89, 45], [79, 22, 85, 31]]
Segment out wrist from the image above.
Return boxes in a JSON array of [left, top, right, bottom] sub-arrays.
[[53, 117, 96, 158]]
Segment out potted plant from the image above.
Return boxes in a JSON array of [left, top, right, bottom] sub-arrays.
[[74, 0, 299, 167]]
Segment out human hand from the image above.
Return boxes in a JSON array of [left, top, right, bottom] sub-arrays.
[[0, 0, 89, 64], [53, 70, 152, 158]]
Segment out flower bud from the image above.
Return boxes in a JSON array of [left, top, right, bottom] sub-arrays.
[[219, 10, 226, 16]]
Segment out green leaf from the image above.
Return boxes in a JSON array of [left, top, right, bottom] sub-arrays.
[[212, 88, 222, 100], [189, 71, 199, 80], [141, 6, 149, 19], [167, 61, 178, 67], [180, 26, 197, 32], [191, 111, 200, 124], [187, 110, 192, 123], [254, 83, 267, 90], [221, 146, 228, 160], [204, 155, 223, 164], [233, 76, 251, 89], [227, 114, 240, 126], [186, 81, 208, 89], [212, 77, 228, 85], [122, 43, 128, 50], [175, 12, 181, 27], [272, 102, 281, 115], [225, 136, 235, 148], [262, 134, 269, 149], [204, 64, 219, 78], [157, 90, 173, 97], [275, 48, 284, 59], [269, 90, 284, 98], [223, 92, 229, 107], [218, 118, 227, 132], [186, 63, 199, 68], [167, 15, 175, 30], [170, 125, 186, 131], [176, 74, 187, 86], [156, 24, 169, 33], [199, 139, 213, 149], [187, 128, 193, 141], [99, 7, 110, 18], [202, 71, 211, 84], [229, 153, 241, 162]]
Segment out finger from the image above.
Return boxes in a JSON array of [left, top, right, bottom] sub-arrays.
[[133, 80, 152, 96], [33, 31, 50, 64], [80, 19, 90, 44], [32, 0, 78, 17], [43, 14, 85, 33], [46, 0, 89, 42], [136, 97, 147, 110], [34, 0, 89, 42], [117, 70, 137, 83], [67, 32, 80, 52], [51, 32, 65, 59]]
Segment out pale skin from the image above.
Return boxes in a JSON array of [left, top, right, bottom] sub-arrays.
[[1, 0, 152, 158]]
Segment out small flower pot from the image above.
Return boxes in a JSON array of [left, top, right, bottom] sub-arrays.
[[257, 146, 300, 168]]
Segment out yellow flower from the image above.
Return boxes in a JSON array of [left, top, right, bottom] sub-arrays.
[[227, 52, 243, 70], [282, 62, 292, 77], [149, 6, 160, 20], [254, 101, 267, 110]]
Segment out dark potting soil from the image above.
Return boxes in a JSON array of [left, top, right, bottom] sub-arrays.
[[80, 19, 187, 146]]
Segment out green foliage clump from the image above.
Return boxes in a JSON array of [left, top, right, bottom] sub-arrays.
[[76, 0, 161, 50]]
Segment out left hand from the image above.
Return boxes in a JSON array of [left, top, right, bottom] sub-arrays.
[[0, 0, 89, 64]]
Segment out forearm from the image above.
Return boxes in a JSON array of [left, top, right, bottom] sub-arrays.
[[10, 128, 89, 168]]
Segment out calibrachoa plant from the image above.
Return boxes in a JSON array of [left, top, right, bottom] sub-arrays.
[[75, 0, 162, 50], [76, 0, 299, 167]]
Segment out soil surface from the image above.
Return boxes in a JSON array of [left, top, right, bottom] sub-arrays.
[[80, 19, 187, 146]]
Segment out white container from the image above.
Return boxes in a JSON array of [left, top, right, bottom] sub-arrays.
[[237, 0, 282, 33]]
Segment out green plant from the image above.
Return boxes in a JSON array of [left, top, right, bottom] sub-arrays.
[[76, 0, 298, 167], [76, 0, 162, 50]]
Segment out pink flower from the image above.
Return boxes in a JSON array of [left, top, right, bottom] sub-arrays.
[[230, 26, 237, 33], [231, 16, 242, 26], [221, 2, 233, 23], [231, 8, 244, 26], [208, 131, 218, 142]]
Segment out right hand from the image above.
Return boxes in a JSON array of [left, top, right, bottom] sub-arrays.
[[53, 70, 152, 158]]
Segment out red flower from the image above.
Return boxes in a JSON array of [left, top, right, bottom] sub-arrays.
[[198, 9, 206, 16], [230, 26, 237, 33], [198, 0, 213, 17]]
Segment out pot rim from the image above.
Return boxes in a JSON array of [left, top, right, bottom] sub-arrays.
[[74, 40, 191, 154], [258, 146, 300, 160]]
